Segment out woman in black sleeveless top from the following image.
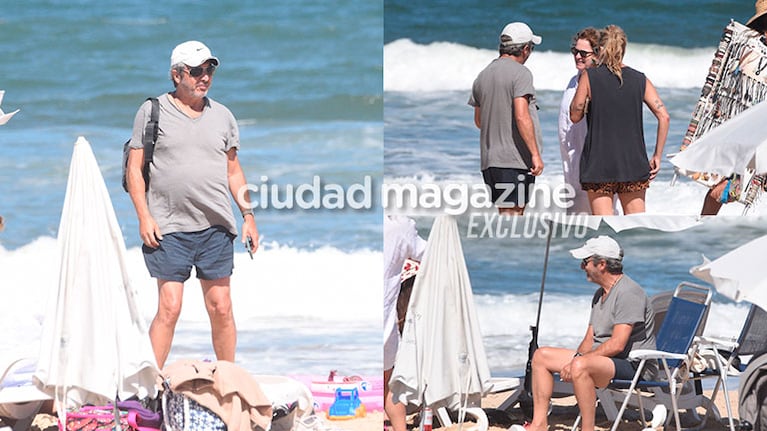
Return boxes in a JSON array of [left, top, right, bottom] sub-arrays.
[[569, 25, 670, 215]]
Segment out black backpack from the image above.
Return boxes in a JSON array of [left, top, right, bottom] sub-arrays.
[[739, 353, 767, 431], [121, 97, 159, 192]]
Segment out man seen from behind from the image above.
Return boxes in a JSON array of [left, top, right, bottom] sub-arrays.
[[468, 22, 544, 215]]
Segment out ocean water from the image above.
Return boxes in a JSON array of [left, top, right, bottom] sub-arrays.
[[0, 1, 382, 378], [385, 0, 767, 377], [384, 0, 767, 216]]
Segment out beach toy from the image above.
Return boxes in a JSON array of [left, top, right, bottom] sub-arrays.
[[326, 388, 365, 420], [290, 373, 384, 412]]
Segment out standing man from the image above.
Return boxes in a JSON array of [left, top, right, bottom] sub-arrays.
[[126, 40, 258, 369], [469, 22, 544, 215], [510, 236, 656, 431]]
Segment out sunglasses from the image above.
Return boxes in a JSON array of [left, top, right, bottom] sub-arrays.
[[581, 257, 594, 267], [184, 64, 216, 78], [570, 47, 594, 58]]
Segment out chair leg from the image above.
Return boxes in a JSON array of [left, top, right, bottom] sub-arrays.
[[636, 389, 648, 427], [572, 413, 581, 431], [498, 385, 524, 411], [462, 407, 488, 431], [720, 384, 736, 431], [670, 380, 682, 431], [715, 354, 737, 431], [610, 360, 647, 431], [595, 388, 619, 421], [435, 407, 452, 427]]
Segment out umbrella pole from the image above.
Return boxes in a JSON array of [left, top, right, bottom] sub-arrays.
[[520, 219, 553, 418], [113, 394, 120, 431], [535, 218, 553, 331]]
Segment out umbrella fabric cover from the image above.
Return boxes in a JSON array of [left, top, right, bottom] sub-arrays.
[[0, 90, 19, 125], [690, 233, 767, 313], [390, 215, 492, 410], [35, 137, 158, 406], [671, 100, 767, 177]]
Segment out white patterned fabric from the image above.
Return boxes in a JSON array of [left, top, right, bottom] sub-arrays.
[[164, 390, 227, 431]]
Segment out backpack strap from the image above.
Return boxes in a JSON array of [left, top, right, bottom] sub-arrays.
[[591, 287, 604, 307], [142, 97, 160, 165]]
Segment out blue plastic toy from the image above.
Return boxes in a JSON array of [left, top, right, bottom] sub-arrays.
[[327, 387, 366, 420]]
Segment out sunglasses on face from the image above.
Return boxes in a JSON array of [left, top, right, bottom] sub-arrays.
[[570, 47, 594, 58], [184, 64, 216, 78], [581, 257, 594, 268]]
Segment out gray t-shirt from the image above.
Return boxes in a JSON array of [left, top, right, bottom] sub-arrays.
[[468, 57, 543, 170], [589, 274, 658, 378], [129, 94, 240, 236]]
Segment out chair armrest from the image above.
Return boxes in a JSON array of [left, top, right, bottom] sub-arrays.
[[694, 335, 738, 352], [628, 349, 687, 361]]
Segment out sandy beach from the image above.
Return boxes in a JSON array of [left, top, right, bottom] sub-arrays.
[[324, 411, 385, 431], [25, 410, 384, 431], [23, 388, 736, 430], [411, 388, 739, 431]]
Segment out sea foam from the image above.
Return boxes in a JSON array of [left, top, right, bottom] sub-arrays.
[[0, 238, 382, 326], [385, 39, 716, 92]]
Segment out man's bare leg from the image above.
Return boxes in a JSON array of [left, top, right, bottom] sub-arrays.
[[201, 277, 236, 362], [570, 355, 615, 431], [528, 347, 576, 431], [149, 279, 184, 369]]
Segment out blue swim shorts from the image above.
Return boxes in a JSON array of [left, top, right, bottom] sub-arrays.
[[611, 357, 638, 380], [142, 225, 235, 282], [482, 167, 535, 207]]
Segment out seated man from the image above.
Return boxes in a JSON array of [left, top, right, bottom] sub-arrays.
[[510, 235, 657, 431]]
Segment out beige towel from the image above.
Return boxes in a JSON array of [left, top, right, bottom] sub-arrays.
[[162, 359, 273, 431]]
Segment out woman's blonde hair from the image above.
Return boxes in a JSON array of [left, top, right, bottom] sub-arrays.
[[599, 25, 627, 84]]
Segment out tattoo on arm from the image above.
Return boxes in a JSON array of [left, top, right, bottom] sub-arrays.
[[653, 99, 664, 110]]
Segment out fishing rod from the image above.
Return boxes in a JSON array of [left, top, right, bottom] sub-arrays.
[[520, 218, 553, 419]]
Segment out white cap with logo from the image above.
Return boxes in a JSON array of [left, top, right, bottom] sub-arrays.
[[500, 22, 542, 46], [170, 41, 220, 68], [569, 235, 623, 260]]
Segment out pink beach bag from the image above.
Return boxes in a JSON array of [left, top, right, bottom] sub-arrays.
[[63, 405, 160, 431]]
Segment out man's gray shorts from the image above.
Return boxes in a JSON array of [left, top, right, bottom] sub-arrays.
[[142, 225, 235, 282]]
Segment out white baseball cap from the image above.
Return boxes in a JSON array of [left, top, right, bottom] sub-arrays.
[[500, 22, 542, 45], [170, 41, 219, 68], [569, 235, 623, 260]]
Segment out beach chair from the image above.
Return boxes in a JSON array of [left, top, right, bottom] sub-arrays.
[[691, 304, 767, 431], [0, 357, 52, 431], [501, 284, 713, 422], [574, 282, 713, 431]]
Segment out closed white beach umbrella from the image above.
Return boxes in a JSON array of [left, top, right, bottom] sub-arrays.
[[34, 137, 158, 407], [390, 215, 492, 411], [690, 233, 767, 313], [670, 100, 767, 177]]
